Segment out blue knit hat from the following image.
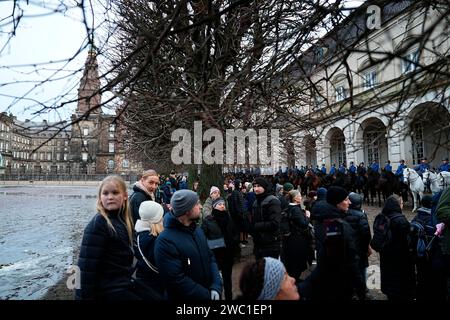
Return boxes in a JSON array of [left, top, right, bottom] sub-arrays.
[[170, 190, 199, 217], [317, 187, 327, 201], [257, 257, 285, 300]]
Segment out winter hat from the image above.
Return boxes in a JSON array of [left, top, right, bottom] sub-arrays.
[[317, 187, 328, 201], [326, 186, 349, 206], [257, 257, 285, 300], [170, 190, 199, 217], [135, 201, 164, 233], [212, 197, 225, 208], [308, 191, 317, 199], [283, 183, 294, 192], [210, 186, 220, 196], [253, 177, 269, 191], [421, 195, 433, 209]]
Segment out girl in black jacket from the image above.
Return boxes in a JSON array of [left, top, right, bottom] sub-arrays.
[[76, 175, 158, 300]]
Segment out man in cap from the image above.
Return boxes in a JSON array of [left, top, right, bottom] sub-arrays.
[[438, 158, 450, 172], [415, 157, 430, 176], [155, 190, 222, 300]]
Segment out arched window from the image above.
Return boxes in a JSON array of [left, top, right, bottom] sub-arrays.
[[108, 160, 115, 169]]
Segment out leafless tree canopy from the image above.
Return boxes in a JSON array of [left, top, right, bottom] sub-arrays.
[[1, 0, 450, 167]]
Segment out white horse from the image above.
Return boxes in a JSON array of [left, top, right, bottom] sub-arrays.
[[437, 171, 450, 190], [423, 170, 443, 194], [403, 168, 424, 212], [423, 170, 450, 194]]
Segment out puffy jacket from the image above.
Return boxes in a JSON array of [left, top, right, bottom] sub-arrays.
[[154, 213, 222, 300], [134, 231, 165, 296], [250, 193, 282, 256], [307, 202, 365, 300], [75, 212, 134, 300], [130, 184, 153, 224]]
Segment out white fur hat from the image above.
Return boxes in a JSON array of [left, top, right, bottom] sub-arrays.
[[138, 201, 163, 224]]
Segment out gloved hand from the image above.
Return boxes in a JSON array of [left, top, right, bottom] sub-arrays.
[[210, 290, 220, 300]]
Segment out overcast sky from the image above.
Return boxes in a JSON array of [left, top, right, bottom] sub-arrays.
[[0, 0, 98, 123]]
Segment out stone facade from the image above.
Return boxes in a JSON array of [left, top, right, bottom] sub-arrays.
[[292, 1, 450, 171], [0, 49, 142, 176]]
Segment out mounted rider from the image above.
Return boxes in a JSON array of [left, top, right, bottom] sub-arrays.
[[395, 159, 407, 181], [438, 158, 450, 172], [414, 157, 430, 176]]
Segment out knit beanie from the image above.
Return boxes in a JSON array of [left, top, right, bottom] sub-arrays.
[[326, 186, 349, 206], [257, 257, 285, 300], [317, 187, 328, 201], [253, 177, 269, 192], [135, 201, 164, 233], [170, 190, 199, 217], [283, 183, 294, 192], [212, 197, 225, 208], [210, 186, 220, 196]]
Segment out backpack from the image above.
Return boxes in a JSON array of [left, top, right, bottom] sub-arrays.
[[279, 206, 292, 237], [370, 213, 402, 253], [410, 219, 435, 259], [322, 218, 346, 265]]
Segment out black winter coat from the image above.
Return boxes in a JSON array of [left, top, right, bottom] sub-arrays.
[[281, 204, 310, 279], [306, 202, 365, 300], [201, 209, 240, 269], [75, 211, 134, 300], [251, 192, 282, 257], [344, 208, 371, 268], [154, 212, 222, 300], [379, 197, 415, 299], [129, 184, 153, 224], [134, 231, 165, 296]]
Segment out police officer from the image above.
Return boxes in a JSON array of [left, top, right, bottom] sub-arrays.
[[395, 159, 407, 181], [384, 160, 392, 172], [414, 157, 430, 175], [370, 159, 379, 173], [438, 158, 450, 172]]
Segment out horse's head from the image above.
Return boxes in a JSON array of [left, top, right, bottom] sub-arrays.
[[403, 168, 410, 184]]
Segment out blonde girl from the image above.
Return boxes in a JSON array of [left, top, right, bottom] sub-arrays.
[[76, 175, 157, 300]]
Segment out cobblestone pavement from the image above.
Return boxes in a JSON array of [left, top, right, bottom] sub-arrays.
[[230, 201, 416, 300]]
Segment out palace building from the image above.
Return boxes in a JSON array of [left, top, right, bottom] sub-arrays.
[[291, 0, 449, 170], [0, 49, 142, 176]]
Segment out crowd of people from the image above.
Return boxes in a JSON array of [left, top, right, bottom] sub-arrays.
[[74, 167, 450, 301]]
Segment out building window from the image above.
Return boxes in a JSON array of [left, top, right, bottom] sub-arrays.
[[108, 159, 115, 169], [109, 132, 114, 139], [412, 122, 424, 164], [0, 141, 3, 151], [363, 69, 377, 90], [122, 159, 129, 168], [365, 131, 380, 164], [47, 153, 52, 161], [40, 153, 44, 160], [402, 49, 419, 74], [83, 128, 89, 136], [109, 124, 115, 132], [64, 154, 68, 161], [5, 143, 8, 151], [33, 153, 37, 160], [109, 142, 115, 153], [335, 85, 347, 102], [83, 140, 88, 147], [56, 153, 60, 161], [82, 152, 88, 162], [64, 140, 68, 146]]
